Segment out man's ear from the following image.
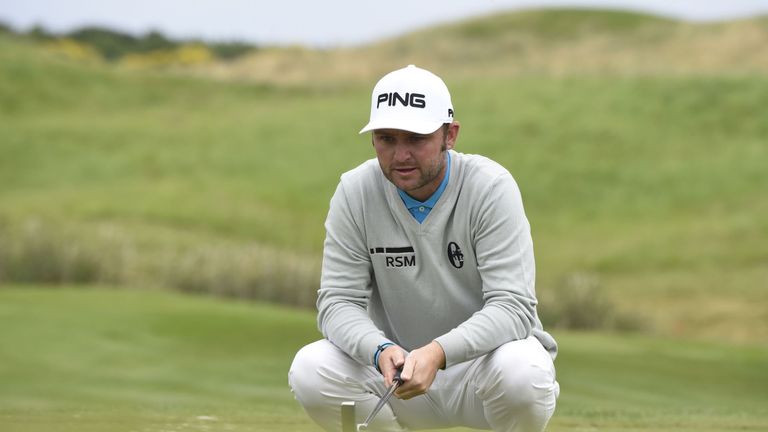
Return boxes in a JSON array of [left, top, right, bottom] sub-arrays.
[[445, 121, 460, 150]]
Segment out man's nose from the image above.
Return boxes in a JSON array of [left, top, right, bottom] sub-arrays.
[[393, 143, 411, 162]]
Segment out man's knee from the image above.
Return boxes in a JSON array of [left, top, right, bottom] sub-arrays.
[[483, 338, 558, 407], [289, 340, 333, 404], [290, 340, 370, 404], [474, 338, 558, 431]]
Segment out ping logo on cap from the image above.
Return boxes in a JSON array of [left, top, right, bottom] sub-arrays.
[[376, 92, 426, 109], [359, 65, 453, 134]]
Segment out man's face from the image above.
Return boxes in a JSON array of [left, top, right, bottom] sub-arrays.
[[372, 123, 459, 201]]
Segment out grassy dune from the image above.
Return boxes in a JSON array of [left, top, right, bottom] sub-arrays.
[[1, 10, 767, 340], [0, 287, 766, 432], [205, 10, 768, 84]]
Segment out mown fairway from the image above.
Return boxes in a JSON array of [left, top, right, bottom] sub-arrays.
[[0, 287, 766, 432]]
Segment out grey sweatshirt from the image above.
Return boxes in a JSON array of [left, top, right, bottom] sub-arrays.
[[317, 150, 557, 368]]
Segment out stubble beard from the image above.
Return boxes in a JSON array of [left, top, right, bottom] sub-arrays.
[[389, 143, 447, 196]]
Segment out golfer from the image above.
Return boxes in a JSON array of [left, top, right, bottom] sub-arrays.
[[290, 65, 559, 432]]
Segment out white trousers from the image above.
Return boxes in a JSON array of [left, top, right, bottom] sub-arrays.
[[289, 337, 559, 432]]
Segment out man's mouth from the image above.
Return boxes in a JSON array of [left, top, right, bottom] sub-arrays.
[[393, 167, 417, 175]]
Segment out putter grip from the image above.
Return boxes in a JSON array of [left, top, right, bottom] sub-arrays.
[[393, 368, 403, 384]]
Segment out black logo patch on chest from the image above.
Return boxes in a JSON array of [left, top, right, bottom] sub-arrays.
[[447, 242, 464, 269]]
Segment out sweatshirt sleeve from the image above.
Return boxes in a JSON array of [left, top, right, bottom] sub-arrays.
[[316, 180, 392, 367], [434, 173, 538, 367]]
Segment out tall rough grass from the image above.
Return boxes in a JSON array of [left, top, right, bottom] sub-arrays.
[[1, 218, 638, 330], [0, 218, 321, 308]]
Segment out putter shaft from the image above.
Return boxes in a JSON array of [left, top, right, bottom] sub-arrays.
[[358, 370, 402, 430]]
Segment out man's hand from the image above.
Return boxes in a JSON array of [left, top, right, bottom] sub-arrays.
[[395, 341, 446, 400], [378, 344, 407, 388]]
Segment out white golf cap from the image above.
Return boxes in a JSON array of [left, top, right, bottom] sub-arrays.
[[359, 65, 454, 134]]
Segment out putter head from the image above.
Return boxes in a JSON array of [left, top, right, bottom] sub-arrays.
[[357, 424, 368, 431], [341, 401, 356, 432]]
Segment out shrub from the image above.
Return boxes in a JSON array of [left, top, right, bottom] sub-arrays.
[[538, 272, 645, 331]]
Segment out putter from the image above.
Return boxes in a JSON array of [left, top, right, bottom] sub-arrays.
[[357, 369, 403, 431], [340, 369, 403, 432]]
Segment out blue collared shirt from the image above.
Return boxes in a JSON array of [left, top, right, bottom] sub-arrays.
[[397, 152, 451, 223]]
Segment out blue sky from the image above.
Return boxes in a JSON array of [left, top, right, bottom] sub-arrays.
[[1, 0, 768, 47]]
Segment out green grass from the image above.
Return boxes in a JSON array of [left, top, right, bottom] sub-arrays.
[[0, 286, 766, 432], [0, 36, 367, 249], [436, 8, 676, 41], [1, 33, 766, 337], [0, 286, 319, 431], [2, 10, 767, 431]]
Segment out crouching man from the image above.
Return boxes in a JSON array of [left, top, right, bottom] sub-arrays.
[[290, 65, 559, 432]]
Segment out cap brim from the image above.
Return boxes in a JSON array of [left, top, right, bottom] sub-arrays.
[[359, 118, 445, 135]]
